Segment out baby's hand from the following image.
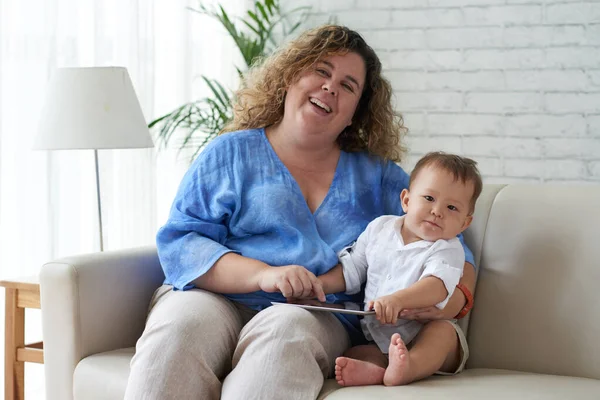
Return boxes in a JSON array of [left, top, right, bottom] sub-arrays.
[[368, 295, 403, 325]]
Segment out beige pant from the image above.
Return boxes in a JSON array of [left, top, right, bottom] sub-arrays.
[[124, 285, 350, 400]]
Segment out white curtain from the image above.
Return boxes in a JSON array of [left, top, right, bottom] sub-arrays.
[[0, 0, 246, 397]]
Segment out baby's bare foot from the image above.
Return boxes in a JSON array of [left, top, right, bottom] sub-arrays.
[[383, 333, 412, 386], [335, 356, 385, 386]]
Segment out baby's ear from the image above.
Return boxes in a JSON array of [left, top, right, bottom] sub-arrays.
[[462, 215, 473, 231], [400, 189, 410, 213]]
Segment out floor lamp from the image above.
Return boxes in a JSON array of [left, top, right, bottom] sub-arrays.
[[33, 67, 154, 251]]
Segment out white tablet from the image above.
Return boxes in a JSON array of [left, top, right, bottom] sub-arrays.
[[270, 300, 375, 316]]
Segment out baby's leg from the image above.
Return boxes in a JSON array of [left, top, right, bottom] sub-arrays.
[[386, 320, 460, 386], [383, 333, 411, 386], [335, 344, 387, 386]]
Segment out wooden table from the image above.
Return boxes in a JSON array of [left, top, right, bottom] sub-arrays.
[[0, 276, 43, 400]]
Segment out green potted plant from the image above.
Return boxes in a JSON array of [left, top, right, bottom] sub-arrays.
[[150, 0, 309, 161]]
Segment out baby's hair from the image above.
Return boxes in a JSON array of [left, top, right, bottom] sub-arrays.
[[409, 152, 483, 214]]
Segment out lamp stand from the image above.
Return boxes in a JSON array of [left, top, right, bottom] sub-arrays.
[[94, 149, 104, 251]]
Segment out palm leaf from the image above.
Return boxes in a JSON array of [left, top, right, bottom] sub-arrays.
[[202, 76, 230, 109], [150, 0, 311, 162], [256, 2, 271, 23]]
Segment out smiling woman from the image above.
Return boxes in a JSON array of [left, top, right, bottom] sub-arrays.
[[273, 52, 366, 150], [265, 51, 367, 212], [124, 25, 475, 400], [226, 24, 406, 159]]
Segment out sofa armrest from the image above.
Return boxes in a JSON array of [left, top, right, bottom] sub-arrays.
[[40, 246, 164, 400]]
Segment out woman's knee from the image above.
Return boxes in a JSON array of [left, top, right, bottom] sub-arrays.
[[234, 305, 349, 369], [127, 290, 241, 398], [265, 305, 317, 326], [141, 289, 244, 356], [251, 305, 340, 340]]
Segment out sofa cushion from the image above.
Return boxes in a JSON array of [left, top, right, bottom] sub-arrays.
[[74, 349, 600, 399], [73, 348, 133, 400], [321, 369, 600, 399]]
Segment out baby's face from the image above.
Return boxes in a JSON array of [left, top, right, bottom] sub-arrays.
[[401, 166, 474, 242]]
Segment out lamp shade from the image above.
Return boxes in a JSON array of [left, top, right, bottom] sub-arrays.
[[34, 67, 154, 150]]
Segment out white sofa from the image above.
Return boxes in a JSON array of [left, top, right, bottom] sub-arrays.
[[40, 184, 600, 399]]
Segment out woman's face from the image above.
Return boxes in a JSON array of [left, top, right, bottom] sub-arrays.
[[282, 52, 366, 146]]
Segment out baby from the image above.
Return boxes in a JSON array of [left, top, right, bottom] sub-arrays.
[[319, 151, 482, 387]]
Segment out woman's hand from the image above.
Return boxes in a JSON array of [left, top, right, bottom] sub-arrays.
[[399, 306, 445, 321], [258, 265, 326, 301]]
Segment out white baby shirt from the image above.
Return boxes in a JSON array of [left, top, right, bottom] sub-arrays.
[[339, 215, 465, 353]]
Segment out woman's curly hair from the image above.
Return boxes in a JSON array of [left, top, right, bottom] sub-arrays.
[[223, 24, 407, 162]]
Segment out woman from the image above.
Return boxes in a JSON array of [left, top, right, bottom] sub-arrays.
[[125, 25, 476, 400]]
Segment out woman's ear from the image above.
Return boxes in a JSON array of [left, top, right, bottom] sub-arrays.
[[400, 189, 410, 213]]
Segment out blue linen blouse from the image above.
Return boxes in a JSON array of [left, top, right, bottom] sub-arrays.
[[156, 128, 475, 335]]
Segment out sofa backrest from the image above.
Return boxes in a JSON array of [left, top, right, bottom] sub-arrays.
[[465, 185, 600, 380], [458, 185, 505, 335]]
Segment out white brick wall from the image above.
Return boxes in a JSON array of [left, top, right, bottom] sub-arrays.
[[297, 0, 600, 183]]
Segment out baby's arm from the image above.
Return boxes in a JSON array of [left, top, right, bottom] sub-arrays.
[[419, 242, 465, 309], [371, 241, 464, 324], [369, 277, 447, 324], [319, 220, 376, 295], [384, 276, 448, 308], [318, 264, 346, 294]]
